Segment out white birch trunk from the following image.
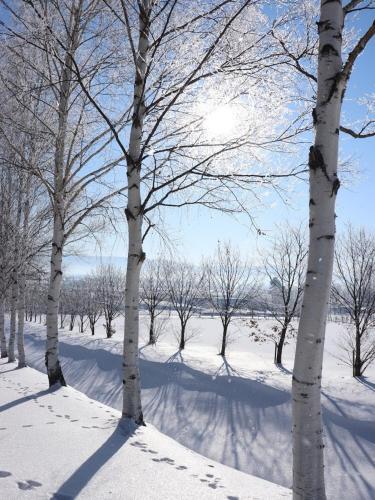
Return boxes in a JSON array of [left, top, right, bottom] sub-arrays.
[[292, 2, 344, 499], [45, 199, 66, 386], [17, 173, 31, 368], [0, 298, 6, 358], [122, 0, 150, 426], [44, 5, 82, 386], [17, 271, 26, 368], [8, 277, 18, 363], [8, 175, 23, 363]]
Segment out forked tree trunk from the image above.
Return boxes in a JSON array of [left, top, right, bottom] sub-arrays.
[[0, 298, 7, 358], [17, 271, 26, 368], [292, 3, 344, 499], [122, 0, 150, 426]]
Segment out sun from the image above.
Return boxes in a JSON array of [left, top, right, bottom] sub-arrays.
[[203, 105, 237, 139]]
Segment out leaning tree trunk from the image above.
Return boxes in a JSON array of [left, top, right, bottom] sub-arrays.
[[275, 325, 288, 365], [0, 297, 7, 358], [292, 3, 344, 499], [122, 0, 150, 426]]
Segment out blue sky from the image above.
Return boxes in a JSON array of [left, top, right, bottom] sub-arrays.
[[67, 8, 375, 273]]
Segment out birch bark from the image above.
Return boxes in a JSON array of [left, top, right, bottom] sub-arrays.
[[292, 2, 344, 498], [17, 174, 31, 368], [8, 277, 18, 363], [45, 4, 81, 387], [45, 193, 66, 386], [122, 0, 150, 425], [0, 298, 6, 358], [17, 271, 26, 368], [8, 178, 23, 363]]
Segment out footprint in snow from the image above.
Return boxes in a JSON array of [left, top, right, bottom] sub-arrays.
[[17, 479, 42, 490]]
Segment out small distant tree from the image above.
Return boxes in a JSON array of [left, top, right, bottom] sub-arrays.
[[84, 275, 102, 336], [140, 259, 167, 345], [64, 280, 80, 332], [263, 225, 307, 365], [76, 281, 88, 334], [332, 227, 375, 377], [97, 265, 124, 338], [204, 242, 251, 357], [165, 261, 202, 350]]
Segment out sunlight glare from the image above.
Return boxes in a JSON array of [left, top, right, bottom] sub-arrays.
[[203, 105, 237, 139]]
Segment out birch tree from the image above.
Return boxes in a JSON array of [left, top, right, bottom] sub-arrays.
[[97, 264, 124, 338], [140, 259, 167, 345], [204, 241, 251, 356], [291, 3, 375, 499], [1, 1, 128, 385], [6, 0, 309, 423], [84, 274, 102, 336], [263, 225, 307, 365], [332, 227, 375, 376], [164, 261, 202, 351], [78, 0, 302, 425]]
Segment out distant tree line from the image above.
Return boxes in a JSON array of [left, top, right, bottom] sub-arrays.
[[19, 226, 375, 375]]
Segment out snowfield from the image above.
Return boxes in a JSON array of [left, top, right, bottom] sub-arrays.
[[0, 361, 291, 499], [2, 313, 375, 499]]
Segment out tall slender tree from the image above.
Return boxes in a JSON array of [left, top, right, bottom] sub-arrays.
[[292, 3, 375, 499]]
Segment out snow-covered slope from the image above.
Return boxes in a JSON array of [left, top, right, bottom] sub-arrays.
[[10, 315, 375, 499], [0, 360, 291, 499]]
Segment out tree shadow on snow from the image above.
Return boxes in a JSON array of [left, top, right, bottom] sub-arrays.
[[0, 388, 56, 413], [322, 392, 375, 500], [52, 423, 133, 499], [24, 333, 292, 486], [356, 377, 375, 392], [275, 364, 292, 375]]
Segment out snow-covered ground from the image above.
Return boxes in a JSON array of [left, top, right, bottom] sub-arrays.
[[5, 313, 375, 499], [0, 360, 291, 499]]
